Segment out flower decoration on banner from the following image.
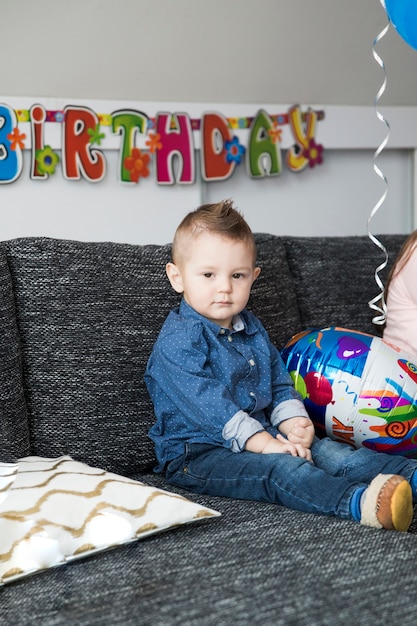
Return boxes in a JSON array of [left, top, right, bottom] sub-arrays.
[[123, 148, 150, 183], [145, 132, 162, 153], [225, 136, 245, 164], [7, 128, 26, 151], [87, 124, 106, 146], [97, 113, 112, 127], [228, 117, 250, 130], [274, 114, 287, 125], [16, 109, 30, 123], [46, 110, 65, 123], [268, 121, 282, 144], [35, 146, 59, 176], [304, 138, 324, 168]]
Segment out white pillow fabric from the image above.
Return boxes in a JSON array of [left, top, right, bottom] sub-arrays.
[[0, 456, 220, 584]]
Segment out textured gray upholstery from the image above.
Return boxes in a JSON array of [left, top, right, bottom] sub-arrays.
[[5, 238, 178, 475], [1, 232, 415, 626], [284, 234, 405, 335], [0, 249, 30, 462], [2, 475, 417, 626], [249, 234, 302, 349]]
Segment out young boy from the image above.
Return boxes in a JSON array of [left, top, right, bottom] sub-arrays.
[[145, 200, 417, 532]]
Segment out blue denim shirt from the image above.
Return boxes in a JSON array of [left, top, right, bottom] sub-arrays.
[[144, 299, 308, 471]]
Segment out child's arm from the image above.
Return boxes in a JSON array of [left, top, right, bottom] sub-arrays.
[[245, 430, 312, 461]]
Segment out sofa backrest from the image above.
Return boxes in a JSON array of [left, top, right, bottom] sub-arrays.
[[5, 238, 179, 475], [248, 234, 302, 348], [284, 234, 406, 337], [2, 233, 406, 475]]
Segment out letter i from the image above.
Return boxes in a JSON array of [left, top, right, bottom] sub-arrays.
[[30, 104, 47, 179]]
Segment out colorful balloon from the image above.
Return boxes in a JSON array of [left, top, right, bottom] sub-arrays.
[[385, 0, 417, 51], [281, 327, 417, 457]]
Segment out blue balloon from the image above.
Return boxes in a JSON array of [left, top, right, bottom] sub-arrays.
[[385, 0, 417, 51]]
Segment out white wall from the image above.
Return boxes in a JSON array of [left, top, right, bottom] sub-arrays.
[[205, 149, 413, 238], [0, 146, 411, 245], [2, 0, 417, 107], [1, 1, 417, 244]]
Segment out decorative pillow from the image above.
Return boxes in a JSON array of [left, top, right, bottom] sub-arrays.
[[0, 456, 220, 584]]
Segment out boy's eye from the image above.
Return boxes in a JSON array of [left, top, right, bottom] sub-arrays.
[[233, 273, 243, 279], [203, 272, 213, 278]]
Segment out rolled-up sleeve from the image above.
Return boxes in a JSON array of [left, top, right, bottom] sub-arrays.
[[222, 410, 265, 452], [270, 399, 309, 427]]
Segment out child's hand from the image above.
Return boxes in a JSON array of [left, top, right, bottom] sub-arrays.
[[280, 417, 315, 449], [264, 434, 312, 461], [245, 430, 312, 461]]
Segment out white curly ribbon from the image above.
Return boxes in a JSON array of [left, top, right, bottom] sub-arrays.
[[368, 1, 391, 327]]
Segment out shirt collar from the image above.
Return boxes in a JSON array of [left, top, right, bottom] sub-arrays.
[[178, 298, 257, 336]]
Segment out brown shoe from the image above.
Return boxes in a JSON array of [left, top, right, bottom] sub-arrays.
[[360, 474, 413, 532]]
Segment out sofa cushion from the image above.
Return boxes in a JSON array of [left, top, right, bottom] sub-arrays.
[[249, 234, 302, 349], [5, 238, 181, 475], [0, 248, 30, 462], [0, 455, 219, 584], [284, 235, 406, 337]]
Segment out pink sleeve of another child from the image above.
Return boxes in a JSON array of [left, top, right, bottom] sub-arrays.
[[400, 249, 417, 303]]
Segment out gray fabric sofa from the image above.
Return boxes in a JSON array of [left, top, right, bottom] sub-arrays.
[[1, 232, 416, 626]]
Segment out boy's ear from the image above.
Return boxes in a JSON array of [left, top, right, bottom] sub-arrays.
[[253, 266, 261, 282], [166, 262, 184, 293]]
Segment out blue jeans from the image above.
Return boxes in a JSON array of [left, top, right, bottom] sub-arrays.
[[165, 437, 417, 521]]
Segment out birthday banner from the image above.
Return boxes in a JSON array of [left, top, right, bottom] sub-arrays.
[[0, 102, 325, 185]]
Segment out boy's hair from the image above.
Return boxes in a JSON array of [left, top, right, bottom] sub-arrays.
[[172, 199, 257, 266]]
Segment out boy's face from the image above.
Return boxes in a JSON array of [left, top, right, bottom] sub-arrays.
[[166, 230, 260, 329]]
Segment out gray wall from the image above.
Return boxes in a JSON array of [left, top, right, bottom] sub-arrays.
[[0, 0, 416, 244], [1, 0, 416, 106]]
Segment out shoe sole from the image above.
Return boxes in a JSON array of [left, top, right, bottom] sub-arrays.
[[389, 479, 413, 532]]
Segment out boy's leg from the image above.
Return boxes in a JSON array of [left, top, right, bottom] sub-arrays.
[[312, 436, 417, 499], [165, 442, 363, 521], [165, 441, 414, 530]]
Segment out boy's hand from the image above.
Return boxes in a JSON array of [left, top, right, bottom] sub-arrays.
[[245, 431, 312, 461], [279, 417, 315, 449], [264, 434, 312, 461]]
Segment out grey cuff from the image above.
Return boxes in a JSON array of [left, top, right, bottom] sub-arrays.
[[222, 410, 264, 452], [270, 399, 309, 427]]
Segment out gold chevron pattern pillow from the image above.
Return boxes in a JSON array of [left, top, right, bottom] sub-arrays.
[[0, 456, 220, 584]]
